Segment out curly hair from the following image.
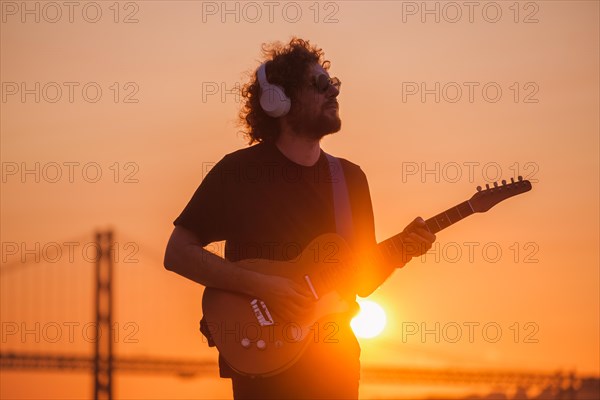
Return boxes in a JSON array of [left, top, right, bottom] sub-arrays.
[[238, 38, 330, 145]]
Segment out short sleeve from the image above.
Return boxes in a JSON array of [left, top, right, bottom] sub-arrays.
[[173, 155, 232, 247]]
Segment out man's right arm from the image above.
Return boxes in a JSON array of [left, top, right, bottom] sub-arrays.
[[163, 225, 259, 295], [163, 225, 313, 321]]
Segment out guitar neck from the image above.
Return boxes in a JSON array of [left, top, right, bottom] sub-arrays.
[[424, 200, 475, 234], [377, 200, 475, 262]]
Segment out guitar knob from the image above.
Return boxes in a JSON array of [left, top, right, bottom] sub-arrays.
[[476, 185, 482, 192], [486, 184, 490, 190], [502, 180, 507, 185], [511, 177, 515, 183], [241, 338, 251, 348], [518, 176, 523, 182], [493, 182, 498, 188], [256, 340, 267, 350]]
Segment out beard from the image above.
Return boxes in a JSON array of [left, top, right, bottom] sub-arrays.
[[286, 103, 342, 140]]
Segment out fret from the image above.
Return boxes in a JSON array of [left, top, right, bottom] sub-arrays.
[[465, 200, 475, 213], [445, 207, 462, 224], [379, 199, 478, 254], [434, 212, 452, 230], [457, 201, 474, 219], [424, 216, 443, 234], [424, 220, 436, 233], [424, 201, 474, 235], [433, 205, 469, 231]]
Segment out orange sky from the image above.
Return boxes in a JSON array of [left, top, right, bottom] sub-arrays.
[[1, 1, 599, 399]]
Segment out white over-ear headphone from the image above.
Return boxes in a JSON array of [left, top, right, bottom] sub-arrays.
[[257, 62, 291, 118]]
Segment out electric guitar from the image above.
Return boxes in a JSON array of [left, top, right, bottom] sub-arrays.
[[202, 177, 532, 377]]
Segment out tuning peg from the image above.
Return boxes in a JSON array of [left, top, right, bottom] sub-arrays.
[[486, 183, 490, 190], [493, 182, 498, 188], [502, 180, 507, 185], [476, 185, 482, 192], [511, 177, 515, 183], [518, 176, 523, 182]]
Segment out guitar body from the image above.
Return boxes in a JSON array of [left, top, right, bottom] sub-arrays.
[[202, 233, 359, 377]]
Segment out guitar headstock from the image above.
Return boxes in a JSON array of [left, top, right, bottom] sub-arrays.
[[470, 176, 532, 213]]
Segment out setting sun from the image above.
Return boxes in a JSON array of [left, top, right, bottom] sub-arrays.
[[351, 300, 387, 339]]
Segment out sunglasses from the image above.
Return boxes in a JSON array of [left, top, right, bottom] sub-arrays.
[[310, 74, 341, 93]]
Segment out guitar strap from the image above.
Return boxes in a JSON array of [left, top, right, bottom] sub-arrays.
[[324, 152, 354, 243]]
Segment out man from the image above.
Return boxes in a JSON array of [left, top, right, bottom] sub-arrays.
[[164, 38, 436, 399]]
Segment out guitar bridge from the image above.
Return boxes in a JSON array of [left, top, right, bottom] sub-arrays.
[[251, 299, 274, 326]]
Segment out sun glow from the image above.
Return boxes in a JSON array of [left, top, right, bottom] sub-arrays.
[[351, 300, 387, 339]]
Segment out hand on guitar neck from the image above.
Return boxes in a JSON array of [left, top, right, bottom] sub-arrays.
[[394, 217, 437, 265]]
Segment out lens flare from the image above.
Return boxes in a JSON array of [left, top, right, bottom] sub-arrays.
[[351, 300, 387, 339]]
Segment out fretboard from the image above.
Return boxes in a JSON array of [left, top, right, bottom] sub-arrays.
[[377, 200, 475, 263], [424, 200, 475, 234]]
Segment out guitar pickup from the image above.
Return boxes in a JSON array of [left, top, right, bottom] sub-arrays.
[[251, 299, 274, 326]]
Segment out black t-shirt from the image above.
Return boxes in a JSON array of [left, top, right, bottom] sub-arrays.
[[173, 141, 377, 380]]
